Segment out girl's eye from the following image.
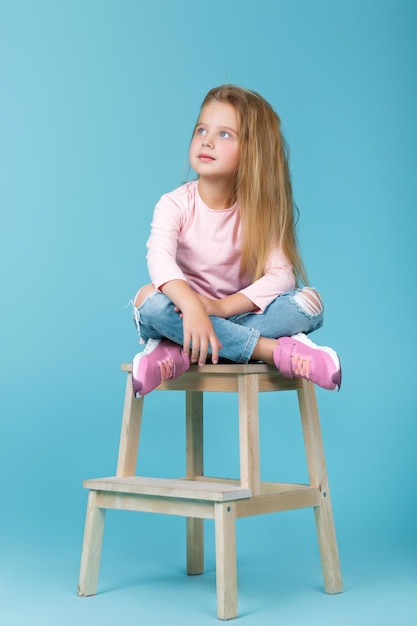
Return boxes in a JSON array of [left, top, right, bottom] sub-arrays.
[[219, 131, 232, 139], [196, 127, 206, 135]]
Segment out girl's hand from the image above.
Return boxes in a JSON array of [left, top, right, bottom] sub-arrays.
[[181, 303, 222, 366], [162, 280, 222, 365], [176, 295, 220, 317], [198, 292, 257, 318], [195, 294, 222, 317], [173, 296, 221, 318]]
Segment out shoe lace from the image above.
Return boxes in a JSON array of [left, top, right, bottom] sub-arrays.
[[158, 357, 175, 382], [291, 353, 311, 380]]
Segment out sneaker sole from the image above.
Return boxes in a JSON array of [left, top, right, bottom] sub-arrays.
[[132, 339, 162, 397]]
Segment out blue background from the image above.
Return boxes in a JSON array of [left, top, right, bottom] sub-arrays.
[[1, 1, 416, 624]]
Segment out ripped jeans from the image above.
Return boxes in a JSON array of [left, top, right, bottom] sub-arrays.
[[132, 287, 324, 364]]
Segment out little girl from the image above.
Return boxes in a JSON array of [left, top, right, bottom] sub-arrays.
[[131, 85, 342, 396]]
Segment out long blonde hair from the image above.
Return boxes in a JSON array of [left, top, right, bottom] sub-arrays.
[[199, 85, 308, 286]]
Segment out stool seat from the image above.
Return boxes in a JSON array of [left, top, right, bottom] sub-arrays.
[[78, 362, 343, 620], [122, 361, 303, 392]]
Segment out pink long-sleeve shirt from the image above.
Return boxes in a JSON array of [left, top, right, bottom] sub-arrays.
[[146, 181, 295, 313]]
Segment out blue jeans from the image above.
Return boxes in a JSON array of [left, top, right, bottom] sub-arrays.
[[132, 288, 324, 364]]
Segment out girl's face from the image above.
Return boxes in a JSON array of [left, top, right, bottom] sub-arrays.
[[189, 102, 240, 181]]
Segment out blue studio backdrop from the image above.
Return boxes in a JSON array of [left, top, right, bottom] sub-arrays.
[[1, 1, 416, 625]]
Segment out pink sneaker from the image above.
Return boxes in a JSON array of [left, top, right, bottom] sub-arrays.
[[273, 333, 342, 391], [132, 338, 190, 397]]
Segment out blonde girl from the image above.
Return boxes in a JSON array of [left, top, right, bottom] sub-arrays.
[[131, 85, 341, 395]]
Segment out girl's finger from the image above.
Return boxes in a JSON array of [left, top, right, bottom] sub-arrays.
[[183, 331, 191, 356], [210, 337, 221, 364], [191, 338, 200, 364], [198, 339, 209, 366]]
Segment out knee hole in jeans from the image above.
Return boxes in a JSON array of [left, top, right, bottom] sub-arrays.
[[292, 287, 323, 315], [134, 283, 155, 307]]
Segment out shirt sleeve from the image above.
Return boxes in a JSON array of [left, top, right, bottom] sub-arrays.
[[238, 247, 296, 313], [146, 193, 188, 290]]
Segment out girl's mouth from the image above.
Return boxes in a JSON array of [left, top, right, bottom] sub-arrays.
[[198, 153, 215, 162]]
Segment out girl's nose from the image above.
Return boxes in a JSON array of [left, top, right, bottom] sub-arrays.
[[202, 134, 213, 148]]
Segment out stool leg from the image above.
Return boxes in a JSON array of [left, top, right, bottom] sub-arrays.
[[313, 492, 343, 593], [186, 390, 204, 575], [238, 374, 261, 495], [215, 501, 238, 620], [117, 373, 144, 477], [187, 518, 204, 576], [78, 491, 106, 596], [298, 380, 343, 593]]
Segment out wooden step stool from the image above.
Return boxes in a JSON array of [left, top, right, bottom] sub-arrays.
[[78, 363, 343, 620]]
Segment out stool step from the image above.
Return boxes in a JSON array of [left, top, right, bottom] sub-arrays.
[[83, 476, 252, 502]]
